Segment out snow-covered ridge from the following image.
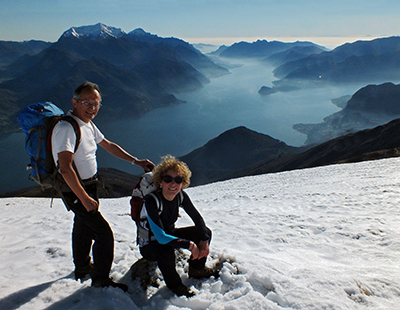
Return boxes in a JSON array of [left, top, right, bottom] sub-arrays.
[[61, 23, 125, 40], [60, 23, 179, 43], [1, 157, 400, 309]]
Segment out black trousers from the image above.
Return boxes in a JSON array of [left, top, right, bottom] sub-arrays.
[[140, 226, 212, 289], [62, 183, 114, 280]]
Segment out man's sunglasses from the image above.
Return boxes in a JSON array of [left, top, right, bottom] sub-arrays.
[[77, 99, 102, 108], [162, 175, 184, 184]]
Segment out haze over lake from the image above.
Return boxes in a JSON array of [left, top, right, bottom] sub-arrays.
[[1, 58, 365, 194]]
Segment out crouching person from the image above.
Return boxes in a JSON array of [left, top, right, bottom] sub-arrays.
[[138, 155, 218, 297]]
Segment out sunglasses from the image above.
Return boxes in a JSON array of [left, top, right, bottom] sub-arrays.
[[77, 99, 102, 108], [162, 175, 184, 184]]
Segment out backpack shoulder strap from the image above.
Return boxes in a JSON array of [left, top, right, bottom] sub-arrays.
[[48, 115, 83, 184], [47, 115, 81, 154], [177, 191, 184, 206], [148, 191, 163, 215], [60, 115, 81, 152], [147, 190, 184, 215]]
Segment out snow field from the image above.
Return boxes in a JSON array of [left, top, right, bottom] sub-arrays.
[[1, 157, 400, 309]]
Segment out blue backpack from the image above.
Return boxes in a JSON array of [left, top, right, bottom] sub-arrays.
[[17, 102, 81, 195]]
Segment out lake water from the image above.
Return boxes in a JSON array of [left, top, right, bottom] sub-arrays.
[[0, 58, 365, 194]]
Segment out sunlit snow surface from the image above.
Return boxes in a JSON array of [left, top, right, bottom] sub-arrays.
[[1, 157, 400, 309]]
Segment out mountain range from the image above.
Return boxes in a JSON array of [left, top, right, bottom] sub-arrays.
[[270, 36, 400, 90], [0, 23, 228, 135], [4, 24, 399, 141], [247, 37, 400, 146], [3, 25, 400, 196], [212, 39, 327, 59], [0, 40, 51, 66], [0, 24, 334, 137]]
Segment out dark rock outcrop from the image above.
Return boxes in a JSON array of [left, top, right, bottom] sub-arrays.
[[258, 86, 277, 95]]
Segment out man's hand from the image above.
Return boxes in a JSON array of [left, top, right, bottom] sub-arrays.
[[136, 158, 155, 171], [58, 151, 97, 212], [81, 195, 99, 212]]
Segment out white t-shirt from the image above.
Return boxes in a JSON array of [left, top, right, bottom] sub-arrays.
[[51, 112, 104, 180]]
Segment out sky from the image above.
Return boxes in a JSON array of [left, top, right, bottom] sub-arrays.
[[1, 0, 400, 49], [1, 157, 400, 309]]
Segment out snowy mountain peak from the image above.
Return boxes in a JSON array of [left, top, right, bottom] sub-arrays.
[[61, 23, 125, 40], [127, 28, 159, 40], [129, 28, 149, 36]]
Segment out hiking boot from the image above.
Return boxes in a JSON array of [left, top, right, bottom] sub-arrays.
[[170, 284, 195, 297], [92, 277, 129, 292], [75, 263, 93, 281], [189, 266, 220, 279]]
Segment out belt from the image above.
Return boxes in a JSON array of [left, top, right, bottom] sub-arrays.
[[82, 173, 99, 185]]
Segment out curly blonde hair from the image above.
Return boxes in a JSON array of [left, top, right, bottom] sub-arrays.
[[152, 155, 191, 189]]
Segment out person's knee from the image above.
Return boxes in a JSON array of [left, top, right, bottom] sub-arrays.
[[140, 243, 173, 262], [140, 246, 157, 262]]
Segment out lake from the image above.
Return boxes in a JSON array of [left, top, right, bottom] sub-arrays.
[[0, 58, 365, 194]]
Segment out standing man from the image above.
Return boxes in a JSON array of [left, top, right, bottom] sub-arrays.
[[52, 81, 154, 291]]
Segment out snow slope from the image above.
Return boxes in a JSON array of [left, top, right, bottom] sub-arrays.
[[1, 157, 400, 309]]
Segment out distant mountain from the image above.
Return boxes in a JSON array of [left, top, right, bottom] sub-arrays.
[[210, 45, 229, 56], [0, 23, 229, 135], [293, 82, 400, 145], [0, 40, 51, 67], [180, 126, 304, 186], [126, 28, 228, 78], [192, 43, 219, 54], [218, 39, 326, 58], [0, 47, 180, 127], [61, 23, 125, 40], [263, 45, 327, 66], [55, 24, 226, 79], [217, 40, 327, 96], [271, 36, 400, 90]]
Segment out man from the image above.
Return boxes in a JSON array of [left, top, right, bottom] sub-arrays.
[[52, 81, 154, 291]]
